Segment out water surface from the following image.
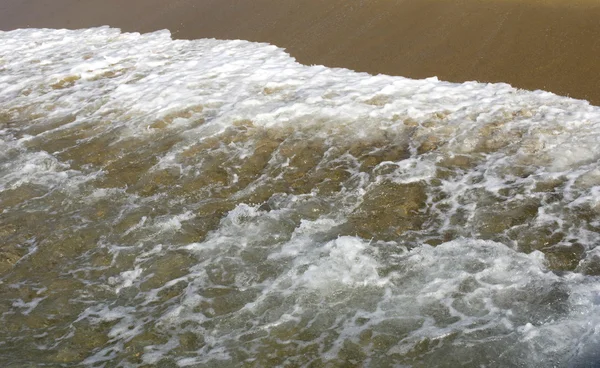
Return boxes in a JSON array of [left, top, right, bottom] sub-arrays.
[[1, 28, 600, 367]]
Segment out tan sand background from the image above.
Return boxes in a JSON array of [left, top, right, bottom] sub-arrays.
[[1, 0, 599, 105]]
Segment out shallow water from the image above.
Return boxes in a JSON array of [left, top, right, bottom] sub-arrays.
[[1, 27, 600, 367]]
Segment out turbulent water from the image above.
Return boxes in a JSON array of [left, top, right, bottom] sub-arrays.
[[1, 27, 600, 367]]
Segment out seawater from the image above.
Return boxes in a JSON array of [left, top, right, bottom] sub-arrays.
[[1, 27, 600, 367]]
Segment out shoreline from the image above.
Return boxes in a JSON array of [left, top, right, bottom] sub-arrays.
[[1, 0, 600, 105]]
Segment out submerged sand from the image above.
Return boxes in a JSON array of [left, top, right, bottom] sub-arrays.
[[1, 0, 600, 105]]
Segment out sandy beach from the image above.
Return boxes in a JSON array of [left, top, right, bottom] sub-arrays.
[[1, 0, 599, 104]]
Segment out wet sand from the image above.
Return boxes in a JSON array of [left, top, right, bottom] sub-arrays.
[[1, 0, 600, 105]]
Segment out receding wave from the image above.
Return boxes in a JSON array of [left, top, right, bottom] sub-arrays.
[[1, 27, 600, 367]]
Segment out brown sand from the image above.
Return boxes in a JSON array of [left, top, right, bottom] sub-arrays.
[[1, 0, 600, 105]]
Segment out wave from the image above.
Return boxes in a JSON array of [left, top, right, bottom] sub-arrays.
[[1, 27, 600, 367]]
